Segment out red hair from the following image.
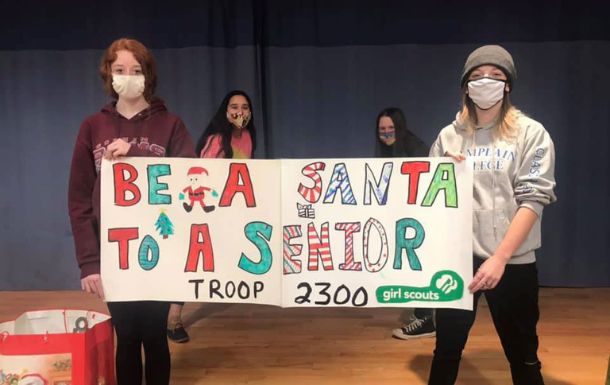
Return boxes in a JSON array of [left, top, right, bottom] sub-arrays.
[[99, 38, 157, 101]]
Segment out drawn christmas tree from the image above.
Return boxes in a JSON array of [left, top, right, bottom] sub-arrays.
[[155, 210, 174, 239]]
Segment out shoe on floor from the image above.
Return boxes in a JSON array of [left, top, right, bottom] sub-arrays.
[[392, 317, 436, 340], [167, 323, 190, 343]]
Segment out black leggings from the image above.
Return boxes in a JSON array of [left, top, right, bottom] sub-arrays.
[[414, 308, 434, 320], [107, 301, 171, 385], [428, 258, 544, 385]]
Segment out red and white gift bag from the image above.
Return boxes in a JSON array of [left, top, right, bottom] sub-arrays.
[[0, 310, 114, 385]]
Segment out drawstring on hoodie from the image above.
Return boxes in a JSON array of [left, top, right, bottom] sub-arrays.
[[491, 138, 497, 240], [109, 99, 157, 156]]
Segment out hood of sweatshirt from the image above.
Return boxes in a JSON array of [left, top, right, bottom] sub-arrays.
[[101, 97, 168, 121], [452, 112, 497, 137], [96, 98, 172, 144]]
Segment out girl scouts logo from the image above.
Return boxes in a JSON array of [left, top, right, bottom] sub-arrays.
[[375, 271, 464, 303]]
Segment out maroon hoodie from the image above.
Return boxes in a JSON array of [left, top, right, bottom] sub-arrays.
[[68, 99, 195, 278]]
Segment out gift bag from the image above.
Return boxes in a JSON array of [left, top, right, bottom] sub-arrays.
[[0, 310, 114, 385]]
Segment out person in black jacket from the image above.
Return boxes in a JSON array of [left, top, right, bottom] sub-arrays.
[[375, 107, 436, 340], [375, 107, 428, 158]]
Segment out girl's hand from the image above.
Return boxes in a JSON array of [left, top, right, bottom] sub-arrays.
[[469, 208, 539, 293], [444, 150, 466, 162], [104, 139, 131, 160], [468, 256, 506, 293], [81, 274, 105, 300]]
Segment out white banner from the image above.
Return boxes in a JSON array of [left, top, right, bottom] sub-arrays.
[[101, 157, 473, 309]]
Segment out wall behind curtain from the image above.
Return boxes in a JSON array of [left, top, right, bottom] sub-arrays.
[[1, 0, 608, 289]]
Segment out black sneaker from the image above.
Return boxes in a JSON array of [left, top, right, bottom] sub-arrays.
[[392, 317, 436, 340], [167, 323, 190, 343]]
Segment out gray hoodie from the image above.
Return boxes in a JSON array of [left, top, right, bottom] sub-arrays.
[[430, 112, 557, 264]]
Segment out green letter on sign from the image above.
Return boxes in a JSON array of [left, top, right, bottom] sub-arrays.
[[393, 218, 425, 271], [421, 163, 457, 208], [238, 222, 273, 274]]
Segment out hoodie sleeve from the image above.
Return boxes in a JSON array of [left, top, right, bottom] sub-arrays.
[[68, 120, 100, 278], [429, 127, 453, 157], [429, 123, 465, 157], [200, 135, 224, 158], [514, 122, 557, 216], [429, 133, 445, 157], [167, 118, 196, 158]]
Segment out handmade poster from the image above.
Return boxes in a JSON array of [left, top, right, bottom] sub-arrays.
[[101, 157, 473, 309]]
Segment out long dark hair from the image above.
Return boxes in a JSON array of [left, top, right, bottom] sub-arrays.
[[374, 107, 428, 157], [195, 90, 258, 158]]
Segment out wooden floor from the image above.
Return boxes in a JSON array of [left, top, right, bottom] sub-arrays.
[[1, 288, 609, 385]]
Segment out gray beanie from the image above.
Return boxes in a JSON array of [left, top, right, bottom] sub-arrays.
[[461, 45, 516, 87]]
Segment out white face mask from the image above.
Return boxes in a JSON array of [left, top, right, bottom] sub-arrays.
[[112, 74, 145, 99], [467, 78, 506, 109]]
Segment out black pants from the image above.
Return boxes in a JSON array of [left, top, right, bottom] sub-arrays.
[[107, 301, 171, 385], [428, 258, 544, 385], [414, 308, 434, 320]]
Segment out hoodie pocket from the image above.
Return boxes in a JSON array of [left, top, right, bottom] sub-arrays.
[[472, 199, 517, 257]]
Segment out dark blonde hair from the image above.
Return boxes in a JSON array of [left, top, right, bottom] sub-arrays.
[[99, 38, 157, 101]]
